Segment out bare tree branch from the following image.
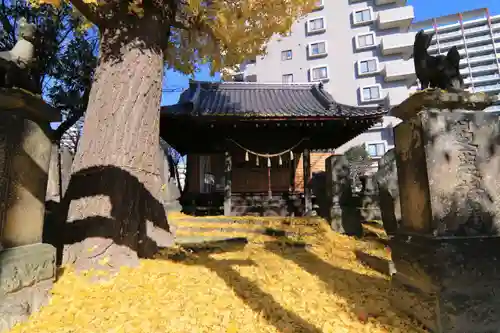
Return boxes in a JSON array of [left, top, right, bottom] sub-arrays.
[[53, 110, 83, 142], [53, 86, 90, 141]]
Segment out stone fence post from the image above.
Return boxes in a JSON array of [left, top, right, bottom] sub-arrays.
[[388, 90, 500, 332], [0, 88, 60, 331]]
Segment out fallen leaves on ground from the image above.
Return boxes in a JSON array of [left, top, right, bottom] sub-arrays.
[[9, 218, 427, 333]]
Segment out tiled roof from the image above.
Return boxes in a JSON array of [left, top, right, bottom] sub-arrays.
[[162, 81, 387, 118]]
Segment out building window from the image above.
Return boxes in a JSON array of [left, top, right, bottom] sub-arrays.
[[310, 66, 328, 81], [308, 41, 327, 57], [307, 17, 326, 34], [361, 85, 383, 101], [281, 50, 292, 61], [282, 74, 294, 83], [366, 142, 386, 157], [358, 58, 378, 75], [353, 8, 373, 24], [356, 32, 375, 49]]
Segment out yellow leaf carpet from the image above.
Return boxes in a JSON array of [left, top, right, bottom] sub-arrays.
[[8, 215, 428, 333]]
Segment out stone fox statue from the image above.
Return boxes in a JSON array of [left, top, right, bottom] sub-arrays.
[[413, 29, 464, 91], [0, 17, 39, 93]]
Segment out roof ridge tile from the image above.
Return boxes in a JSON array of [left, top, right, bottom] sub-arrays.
[[164, 81, 388, 118]]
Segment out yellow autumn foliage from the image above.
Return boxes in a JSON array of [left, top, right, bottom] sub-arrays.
[[30, 0, 317, 75], [8, 217, 428, 333]]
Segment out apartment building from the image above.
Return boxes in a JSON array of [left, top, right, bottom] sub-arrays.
[[230, 0, 416, 171], [410, 8, 500, 112]]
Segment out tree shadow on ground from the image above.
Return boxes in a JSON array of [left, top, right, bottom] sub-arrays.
[[159, 237, 421, 332], [262, 241, 421, 331], [47, 165, 173, 266], [159, 239, 323, 333]]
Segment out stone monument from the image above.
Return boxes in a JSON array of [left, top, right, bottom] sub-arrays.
[[374, 149, 400, 235], [45, 144, 60, 203], [324, 155, 362, 236], [357, 175, 381, 222], [46, 144, 74, 203], [0, 18, 61, 332], [159, 139, 182, 213], [388, 89, 500, 333]]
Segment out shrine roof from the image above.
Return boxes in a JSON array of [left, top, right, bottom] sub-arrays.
[[161, 81, 387, 119]]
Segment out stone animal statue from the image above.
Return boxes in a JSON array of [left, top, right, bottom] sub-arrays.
[[413, 29, 464, 91], [0, 17, 39, 93]]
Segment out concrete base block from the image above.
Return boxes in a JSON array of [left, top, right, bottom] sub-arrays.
[[389, 235, 500, 332], [0, 243, 56, 332]]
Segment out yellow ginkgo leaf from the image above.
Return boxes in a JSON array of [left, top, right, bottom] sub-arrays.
[[7, 217, 422, 333], [38, 0, 62, 6], [226, 322, 238, 333]]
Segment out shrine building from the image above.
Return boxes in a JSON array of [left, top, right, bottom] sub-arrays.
[[160, 81, 386, 216]]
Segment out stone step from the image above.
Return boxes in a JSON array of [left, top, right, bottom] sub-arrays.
[[175, 225, 314, 238], [173, 216, 325, 227], [175, 235, 246, 245]]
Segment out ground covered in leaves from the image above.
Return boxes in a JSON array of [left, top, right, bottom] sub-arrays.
[[9, 217, 427, 333]]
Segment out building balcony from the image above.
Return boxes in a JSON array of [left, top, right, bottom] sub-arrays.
[[377, 6, 414, 30], [461, 63, 499, 76], [462, 54, 499, 67], [380, 32, 416, 55], [375, 0, 407, 5], [383, 60, 416, 82], [474, 83, 500, 94], [426, 22, 500, 46]]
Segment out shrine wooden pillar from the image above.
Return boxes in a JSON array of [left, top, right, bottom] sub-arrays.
[[224, 151, 232, 216], [289, 152, 296, 193], [303, 148, 312, 215]]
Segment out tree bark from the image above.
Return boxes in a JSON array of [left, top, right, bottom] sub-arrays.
[[61, 15, 173, 274]]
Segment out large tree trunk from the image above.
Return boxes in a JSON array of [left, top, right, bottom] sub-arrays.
[[60, 15, 174, 273]]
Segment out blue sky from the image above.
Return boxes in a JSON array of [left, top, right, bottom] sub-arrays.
[[160, 0, 500, 106]]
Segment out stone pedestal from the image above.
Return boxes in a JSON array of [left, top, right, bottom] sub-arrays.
[[0, 243, 57, 332], [325, 155, 362, 236], [0, 88, 60, 248], [390, 235, 500, 333], [393, 93, 500, 236], [389, 90, 500, 332], [375, 149, 400, 235]]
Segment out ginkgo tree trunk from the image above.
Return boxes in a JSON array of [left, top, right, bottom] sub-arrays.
[[39, 0, 316, 273]]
